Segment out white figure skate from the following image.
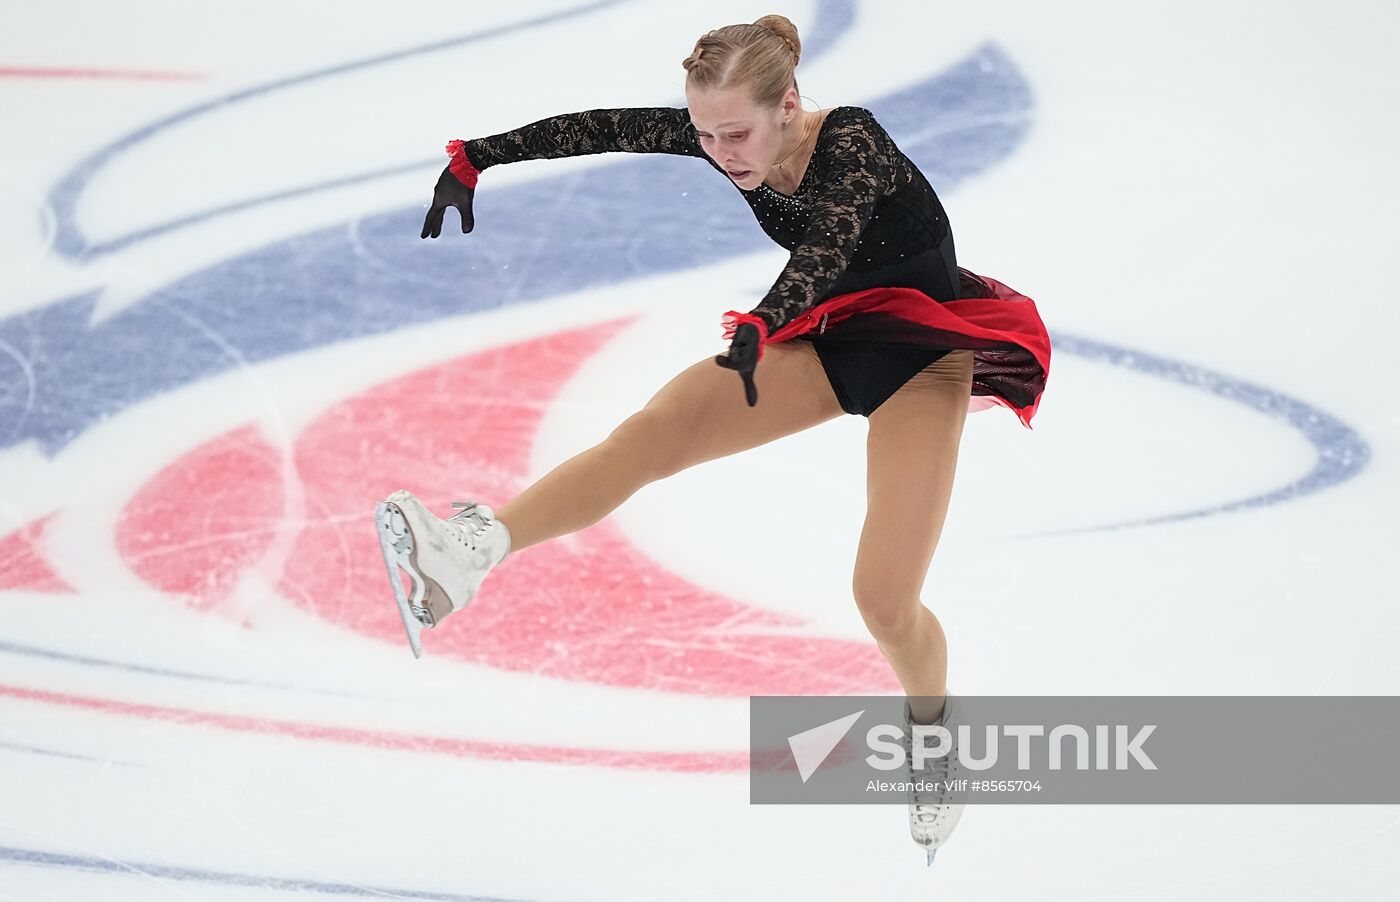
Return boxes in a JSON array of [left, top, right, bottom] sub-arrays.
[[373, 489, 511, 658], [903, 694, 967, 865]]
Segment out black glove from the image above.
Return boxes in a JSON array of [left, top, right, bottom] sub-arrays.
[[714, 322, 762, 407], [421, 164, 476, 238]]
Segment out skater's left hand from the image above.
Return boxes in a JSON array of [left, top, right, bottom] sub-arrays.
[[715, 322, 761, 407]]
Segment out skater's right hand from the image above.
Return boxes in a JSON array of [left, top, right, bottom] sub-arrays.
[[421, 139, 480, 239], [715, 322, 762, 407]]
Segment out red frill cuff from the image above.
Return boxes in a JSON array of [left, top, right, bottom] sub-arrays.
[[445, 139, 481, 188], [720, 310, 772, 364]]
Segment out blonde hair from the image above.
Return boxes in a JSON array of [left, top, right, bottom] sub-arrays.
[[680, 14, 801, 109]]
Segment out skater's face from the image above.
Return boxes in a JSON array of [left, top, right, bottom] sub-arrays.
[[688, 84, 799, 191]]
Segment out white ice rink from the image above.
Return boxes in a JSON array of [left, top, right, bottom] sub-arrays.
[[2, 0, 1399, 898]]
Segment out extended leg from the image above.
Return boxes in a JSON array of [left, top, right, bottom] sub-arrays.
[[494, 340, 843, 552], [854, 349, 974, 861]]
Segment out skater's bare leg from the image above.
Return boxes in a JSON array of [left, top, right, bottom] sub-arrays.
[[852, 350, 974, 725], [494, 340, 842, 552]]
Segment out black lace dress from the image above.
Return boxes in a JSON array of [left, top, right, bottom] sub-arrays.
[[455, 105, 1050, 426]]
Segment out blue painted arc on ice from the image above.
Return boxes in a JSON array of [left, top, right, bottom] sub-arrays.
[[0, 39, 1030, 455]]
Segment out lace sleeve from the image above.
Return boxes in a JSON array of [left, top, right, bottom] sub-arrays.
[[461, 107, 705, 170], [745, 112, 896, 336]]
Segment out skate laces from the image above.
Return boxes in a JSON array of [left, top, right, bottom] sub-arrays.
[[905, 716, 958, 825], [446, 500, 494, 549], [911, 758, 955, 826]]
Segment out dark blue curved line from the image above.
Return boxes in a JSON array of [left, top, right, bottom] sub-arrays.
[[53, 0, 856, 257], [0, 741, 138, 767], [0, 640, 360, 697], [16, 5, 1363, 534], [1, 39, 1027, 456], [1004, 333, 1371, 537], [92, 158, 435, 254], [47, 0, 633, 258], [0, 846, 537, 901]]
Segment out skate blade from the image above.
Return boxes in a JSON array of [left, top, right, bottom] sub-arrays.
[[927, 847, 937, 867], [375, 501, 425, 658]]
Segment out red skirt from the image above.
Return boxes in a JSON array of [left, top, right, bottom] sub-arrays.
[[723, 268, 1051, 429]]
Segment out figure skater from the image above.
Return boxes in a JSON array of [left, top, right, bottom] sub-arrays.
[[374, 14, 1051, 864]]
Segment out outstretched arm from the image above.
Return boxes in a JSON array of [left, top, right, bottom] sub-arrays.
[[422, 106, 707, 238], [461, 106, 706, 170]]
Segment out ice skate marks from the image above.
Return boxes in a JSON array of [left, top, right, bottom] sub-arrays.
[[99, 321, 901, 698]]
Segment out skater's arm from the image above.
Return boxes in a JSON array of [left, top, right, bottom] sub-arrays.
[[460, 106, 705, 170], [740, 110, 896, 336], [423, 106, 705, 239]]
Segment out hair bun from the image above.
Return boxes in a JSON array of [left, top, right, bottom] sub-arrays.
[[682, 19, 802, 105], [753, 14, 801, 64]]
